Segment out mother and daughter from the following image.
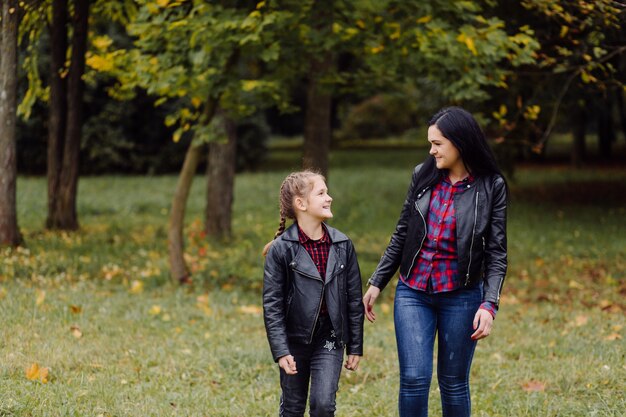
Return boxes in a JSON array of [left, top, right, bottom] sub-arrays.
[[262, 106, 508, 417]]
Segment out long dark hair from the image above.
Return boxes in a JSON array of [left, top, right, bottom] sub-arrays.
[[415, 106, 506, 191]]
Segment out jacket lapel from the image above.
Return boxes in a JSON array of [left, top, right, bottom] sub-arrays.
[[324, 245, 341, 284]]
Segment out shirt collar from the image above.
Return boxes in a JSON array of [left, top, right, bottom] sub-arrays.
[[298, 223, 329, 244], [443, 174, 475, 187]]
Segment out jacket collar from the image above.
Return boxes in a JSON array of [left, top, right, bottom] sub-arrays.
[[282, 222, 349, 244]]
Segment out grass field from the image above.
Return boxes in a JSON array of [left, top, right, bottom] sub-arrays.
[[1, 149, 625, 416]]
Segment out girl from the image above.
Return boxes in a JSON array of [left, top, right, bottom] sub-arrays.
[[363, 107, 508, 417], [263, 171, 364, 417]]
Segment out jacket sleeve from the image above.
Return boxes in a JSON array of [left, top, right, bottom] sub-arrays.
[[482, 176, 508, 307], [263, 243, 291, 362], [368, 164, 422, 291], [346, 240, 364, 356]]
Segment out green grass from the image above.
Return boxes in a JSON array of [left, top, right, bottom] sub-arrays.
[[1, 150, 625, 416]]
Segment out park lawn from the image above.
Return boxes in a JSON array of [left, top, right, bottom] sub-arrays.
[[1, 150, 625, 416]]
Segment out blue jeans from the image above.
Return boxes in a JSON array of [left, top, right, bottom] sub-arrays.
[[394, 280, 482, 417], [279, 316, 343, 417]]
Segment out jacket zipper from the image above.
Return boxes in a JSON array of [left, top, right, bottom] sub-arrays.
[[465, 191, 479, 286], [291, 266, 325, 344], [407, 198, 428, 276], [308, 263, 344, 343]]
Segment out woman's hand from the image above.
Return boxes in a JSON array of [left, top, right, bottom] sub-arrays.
[[363, 285, 381, 323], [471, 308, 494, 340], [278, 354, 297, 375], [344, 355, 360, 371]]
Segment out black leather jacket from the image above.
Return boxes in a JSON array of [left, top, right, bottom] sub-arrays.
[[263, 224, 364, 362], [369, 164, 507, 307]]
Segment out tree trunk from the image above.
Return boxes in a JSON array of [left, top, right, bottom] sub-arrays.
[[205, 111, 237, 238], [168, 140, 204, 284], [46, 0, 68, 229], [302, 53, 334, 179], [302, 1, 334, 179], [168, 98, 219, 284], [571, 102, 587, 168], [0, 0, 22, 246], [616, 89, 626, 142], [54, 0, 88, 230], [597, 95, 615, 159], [167, 50, 239, 284]]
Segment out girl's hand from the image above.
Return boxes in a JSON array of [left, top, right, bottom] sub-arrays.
[[278, 354, 297, 375], [363, 285, 381, 323], [344, 355, 360, 371], [471, 308, 494, 340]]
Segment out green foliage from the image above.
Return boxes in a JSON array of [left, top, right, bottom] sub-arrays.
[[96, 1, 294, 144], [479, 0, 626, 153]]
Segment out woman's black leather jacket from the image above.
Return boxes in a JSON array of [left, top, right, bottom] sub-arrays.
[[263, 223, 364, 362], [368, 164, 508, 307]]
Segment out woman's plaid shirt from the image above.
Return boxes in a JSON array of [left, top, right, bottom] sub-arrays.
[[400, 176, 497, 317]]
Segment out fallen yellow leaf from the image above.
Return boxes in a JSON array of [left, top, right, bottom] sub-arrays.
[[196, 294, 209, 305], [36, 290, 46, 306], [25, 363, 49, 383], [197, 304, 212, 316], [70, 305, 82, 314], [129, 280, 144, 294], [381, 303, 391, 314], [604, 333, 622, 341], [149, 305, 162, 315], [521, 380, 546, 392], [574, 315, 589, 327], [238, 305, 262, 315], [70, 325, 82, 339], [568, 280, 584, 290]]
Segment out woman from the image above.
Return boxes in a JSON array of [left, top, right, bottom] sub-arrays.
[[363, 107, 507, 417]]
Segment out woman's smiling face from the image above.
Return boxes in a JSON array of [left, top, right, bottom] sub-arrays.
[[427, 125, 463, 172]]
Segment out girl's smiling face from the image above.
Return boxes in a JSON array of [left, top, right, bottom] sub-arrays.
[[428, 125, 463, 172], [303, 177, 333, 221]]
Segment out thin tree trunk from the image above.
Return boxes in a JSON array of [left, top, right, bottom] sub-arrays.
[[597, 96, 615, 159], [46, 0, 68, 229], [0, 0, 22, 246], [205, 111, 237, 238], [55, 0, 88, 230], [302, 53, 334, 179], [616, 89, 626, 142], [168, 140, 204, 284], [168, 97, 219, 284], [302, 1, 334, 179], [571, 102, 587, 168]]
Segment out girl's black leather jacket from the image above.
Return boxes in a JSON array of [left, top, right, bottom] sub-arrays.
[[263, 223, 364, 362], [368, 164, 508, 307]]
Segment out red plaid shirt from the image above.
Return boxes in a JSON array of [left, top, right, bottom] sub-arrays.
[[401, 176, 497, 317], [298, 224, 331, 316]]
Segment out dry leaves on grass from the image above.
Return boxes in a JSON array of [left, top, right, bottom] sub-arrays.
[[521, 380, 546, 392], [129, 280, 144, 294], [35, 290, 46, 306], [238, 305, 262, 315], [70, 325, 83, 339], [573, 315, 589, 327], [25, 363, 50, 384], [196, 294, 213, 316]]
